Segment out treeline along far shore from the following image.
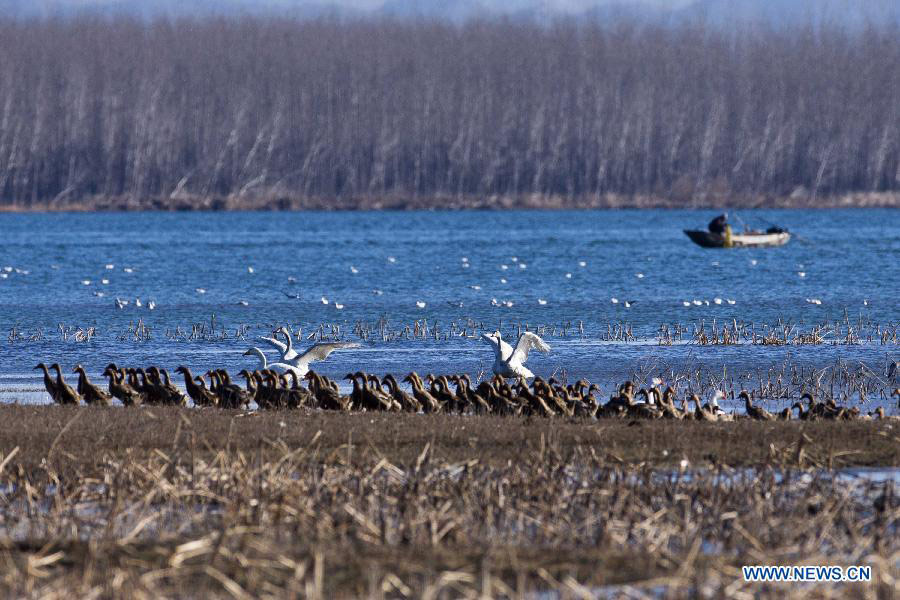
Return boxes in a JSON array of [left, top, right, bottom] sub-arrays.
[[0, 17, 898, 210]]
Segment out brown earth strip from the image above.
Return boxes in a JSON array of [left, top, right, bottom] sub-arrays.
[[1, 405, 897, 476]]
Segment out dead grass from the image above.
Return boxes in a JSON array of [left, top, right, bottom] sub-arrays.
[[0, 406, 897, 598], [0, 406, 898, 476]]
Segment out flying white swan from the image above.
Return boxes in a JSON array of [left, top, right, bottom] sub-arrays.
[[259, 326, 360, 376], [481, 330, 551, 379], [242, 347, 303, 378]]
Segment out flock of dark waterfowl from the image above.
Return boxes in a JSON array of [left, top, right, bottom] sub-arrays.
[[32, 362, 900, 421]]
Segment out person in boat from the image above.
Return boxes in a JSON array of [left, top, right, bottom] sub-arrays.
[[708, 213, 728, 234], [708, 213, 733, 247]]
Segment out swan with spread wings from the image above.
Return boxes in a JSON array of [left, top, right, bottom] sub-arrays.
[[481, 330, 551, 379], [256, 326, 360, 376]]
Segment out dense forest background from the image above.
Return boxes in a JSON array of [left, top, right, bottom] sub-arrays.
[[0, 17, 898, 208]]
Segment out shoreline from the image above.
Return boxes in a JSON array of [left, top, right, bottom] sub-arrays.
[[2, 406, 898, 469], [1, 192, 898, 212]]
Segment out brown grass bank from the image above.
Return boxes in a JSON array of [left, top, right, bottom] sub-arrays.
[[1, 405, 898, 474], [0, 407, 897, 598]]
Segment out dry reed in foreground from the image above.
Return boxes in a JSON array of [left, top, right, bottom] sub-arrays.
[[0, 407, 897, 598]]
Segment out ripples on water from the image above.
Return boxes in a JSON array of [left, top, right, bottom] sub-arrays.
[[0, 209, 897, 408]]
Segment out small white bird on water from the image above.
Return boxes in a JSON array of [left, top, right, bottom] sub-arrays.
[[258, 327, 360, 377], [481, 330, 551, 379]]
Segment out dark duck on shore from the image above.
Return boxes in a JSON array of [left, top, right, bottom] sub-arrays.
[[175, 366, 217, 407], [148, 366, 186, 406], [690, 394, 717, 422], [305, 371, 348, 411], [383, 373, 421, 413], [50, 363, 80, 405], [741, 391, 775, 421], [103, 364, 142, 406], [34, 363, 59, 403], [451, 374, 490, 414], [403, 372, 442, 413], [73, 364, 111, 406]]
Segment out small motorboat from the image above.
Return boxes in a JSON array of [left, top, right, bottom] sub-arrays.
[[684, 227, 790, 248]]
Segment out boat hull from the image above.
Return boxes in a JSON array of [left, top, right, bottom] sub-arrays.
[[684, 230, 790, 248]]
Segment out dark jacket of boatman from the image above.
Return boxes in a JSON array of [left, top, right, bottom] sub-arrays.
[[708, 214, 728, 234]]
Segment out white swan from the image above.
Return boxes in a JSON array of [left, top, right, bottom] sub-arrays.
[[481, 330, 551, 379], [242, 347, 304, 378], [259, 327, 360, 376]]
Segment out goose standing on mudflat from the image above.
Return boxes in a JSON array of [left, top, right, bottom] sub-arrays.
[[481, 330, 551, 379], [260, 327, 360, 377]]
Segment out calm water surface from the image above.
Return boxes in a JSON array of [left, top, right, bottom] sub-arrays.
[[0, 209, 897, 409]]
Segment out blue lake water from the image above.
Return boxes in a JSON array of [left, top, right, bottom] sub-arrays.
[[0, 209, 897, 410]]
